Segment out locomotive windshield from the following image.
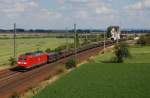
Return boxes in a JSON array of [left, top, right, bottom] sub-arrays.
[[19, 57, 27, 61]]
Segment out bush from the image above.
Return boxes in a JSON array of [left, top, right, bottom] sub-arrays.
[[68, 43, 75, 48], [55, 45, 67, 52], [65, 59, 77, 69], [128, 36, 134, 40], [137, 36, 146, 46], [54, 43, 75, 52], [45, 48, 52, 53], [81, 38, 90, 45], [8, 57, 17, 66], [137, 34, 150, 46], [113, 42, 130, 63]]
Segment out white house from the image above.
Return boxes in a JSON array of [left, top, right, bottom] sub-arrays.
[[110, 26, 121, 41]]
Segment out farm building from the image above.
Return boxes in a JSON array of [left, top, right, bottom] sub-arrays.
[[110, 26, 121, 41]]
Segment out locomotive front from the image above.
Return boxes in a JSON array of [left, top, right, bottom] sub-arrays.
[[17, 55, 29, 68]]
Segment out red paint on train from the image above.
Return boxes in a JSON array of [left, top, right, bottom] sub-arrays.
[[17, 51, 48, 68]]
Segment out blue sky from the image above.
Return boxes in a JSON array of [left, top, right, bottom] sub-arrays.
[[0, 0, 150, 29]]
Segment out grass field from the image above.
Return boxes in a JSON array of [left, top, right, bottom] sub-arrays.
[[0, 38, 73, 66], [94, 46, 150, 63], [33, 63, 150, 98], [32, 46, 150, 98]]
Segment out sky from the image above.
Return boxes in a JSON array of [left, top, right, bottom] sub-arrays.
[[0, 0, 150, 29]]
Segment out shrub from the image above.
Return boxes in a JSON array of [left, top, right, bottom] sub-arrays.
[[68, 43, 75, 48], [113, 42, 131, 63], [137, 34, 150, 46], [137, 36, 146, 46], [128, 36, 134, 40], [81, 38, 90, 45], [65, 59, 77, 69], [8, 57, 17, 66], [45, 48, 52, 53], [55, 45, 67, 52]]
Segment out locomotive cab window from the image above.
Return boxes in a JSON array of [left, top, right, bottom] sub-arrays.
[[19, 57, 27, 61]]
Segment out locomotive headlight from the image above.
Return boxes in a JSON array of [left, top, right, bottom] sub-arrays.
[[23, 62, 27, 64], [18, 62, 21, 64]]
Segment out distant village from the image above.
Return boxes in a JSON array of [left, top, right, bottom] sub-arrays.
[[0, 28, 150, 34]]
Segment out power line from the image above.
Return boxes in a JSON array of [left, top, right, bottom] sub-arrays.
[[0, 24, 12, 29]]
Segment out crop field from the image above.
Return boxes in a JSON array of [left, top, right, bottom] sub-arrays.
[[32, 45, 150, 98], [0, 33, 103, 67], [33, 63, 150, 98], [0, 37, 73, 67], [94, 46, 150, 63]]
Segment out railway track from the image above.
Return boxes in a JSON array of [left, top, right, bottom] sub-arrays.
[[0, 69, 13, 77], [0, 72, 20, 88], [0, 71, 19, 80], [0, 44, 112, 98]]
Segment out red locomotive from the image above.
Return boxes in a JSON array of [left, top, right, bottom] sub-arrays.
[[17, 51, 48, 69]]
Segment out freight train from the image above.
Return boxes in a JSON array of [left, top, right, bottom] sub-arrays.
[[17, 40, 115, 69]]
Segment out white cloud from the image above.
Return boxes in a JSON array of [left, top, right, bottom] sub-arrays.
[[0, 0, 61, 21], [59, 0, 114, 16], [126, 0, 150, 11], [96, 6, 112, 15], [0, 0, 36, 16], [0, 0, 149, 29]]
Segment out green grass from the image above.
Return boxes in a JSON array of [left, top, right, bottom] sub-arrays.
[[125, 46, 150, 63], [94, 46, 150, 63], [33, 63, 150, 98], [0, 38, 73, 66]]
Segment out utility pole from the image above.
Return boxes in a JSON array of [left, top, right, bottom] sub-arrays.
[[86, 30, 88, 43], [117, 28, 119, 44], [74, 24, 77, 61], [13, 23, 16, 59], [65, 27, 69, 50], [103, 31, 106, 53]]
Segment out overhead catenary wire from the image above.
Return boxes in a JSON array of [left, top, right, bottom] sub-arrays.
[[0, 24, 12, 29]]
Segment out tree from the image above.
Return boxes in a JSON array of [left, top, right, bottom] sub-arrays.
[[114, 42, 130, 63], [8, 57, 17, 66], [65, 59, 77, 69], [106, 26, 112, 38]]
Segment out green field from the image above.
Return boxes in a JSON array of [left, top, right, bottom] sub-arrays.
[[0, 38, 73, 66], [0, 33, 104, 67], [33, 63, 150, 98], [32, 46, 150, 98], [94, 46, 150, 63]]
